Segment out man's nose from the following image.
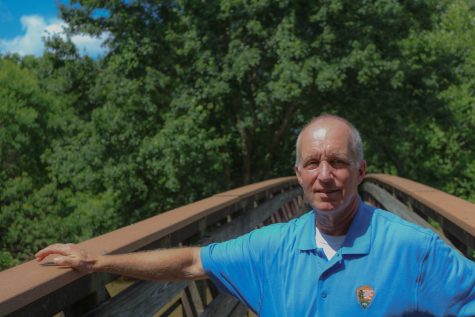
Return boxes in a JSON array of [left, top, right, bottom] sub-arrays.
[[318, 161, 332, 182]]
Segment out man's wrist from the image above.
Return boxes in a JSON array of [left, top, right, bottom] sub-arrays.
[[84, 251, 107, 273]]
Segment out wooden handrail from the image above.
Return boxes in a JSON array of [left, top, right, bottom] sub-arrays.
[[3, 174, 473, 316], [361, 173, 475, 256], [0, 177, 302, 317]]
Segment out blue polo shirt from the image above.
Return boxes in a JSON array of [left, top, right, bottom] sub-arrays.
[[200, 201, 475, 316]]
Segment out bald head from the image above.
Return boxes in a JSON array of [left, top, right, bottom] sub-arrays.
[[295, 115, 364, 167]]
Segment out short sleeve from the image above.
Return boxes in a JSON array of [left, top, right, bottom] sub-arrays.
[[200, 225, 282, 313], [417, 234, 475, 316]]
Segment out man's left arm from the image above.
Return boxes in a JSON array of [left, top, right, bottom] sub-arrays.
[[417, 235, 475, 316]]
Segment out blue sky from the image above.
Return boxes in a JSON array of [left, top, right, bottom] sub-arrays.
[[0, 0, 108, 57]]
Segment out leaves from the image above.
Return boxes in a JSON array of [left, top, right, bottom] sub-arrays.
[[1, 0, 475, 270]]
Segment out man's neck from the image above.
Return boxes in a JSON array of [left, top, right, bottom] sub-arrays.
[[315, 197, 359, 236]]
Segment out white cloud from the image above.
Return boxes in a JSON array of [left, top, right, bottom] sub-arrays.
[[71, 33, 109, 57], [0, 15, 109, 58]]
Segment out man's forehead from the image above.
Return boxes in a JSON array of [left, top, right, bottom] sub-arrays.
[[299, 119, 353, 155], [301, 151, 351, 161]]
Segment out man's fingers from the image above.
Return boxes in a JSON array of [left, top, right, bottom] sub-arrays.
[[36, 243, 93, 272], [53, 256, 65, 266], [36, 243, 95, 273], [53, 256, 73, 267], [35, 243, 75, 261]]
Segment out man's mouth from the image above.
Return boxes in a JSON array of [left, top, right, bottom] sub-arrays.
[[315, 189, 339, 194]]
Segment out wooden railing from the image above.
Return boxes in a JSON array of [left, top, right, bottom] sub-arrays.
[[2, 174, 474, 317], [360, 173, 475, 258], [0, 177, 306, 317]]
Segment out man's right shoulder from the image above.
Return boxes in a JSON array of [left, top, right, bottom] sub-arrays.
[[255, 209, 312, 232], [246, 210, 313, 246]]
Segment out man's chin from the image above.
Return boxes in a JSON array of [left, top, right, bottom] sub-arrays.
[[312, 202, 340, 213]]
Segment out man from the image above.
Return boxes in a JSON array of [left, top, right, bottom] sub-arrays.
[[36, 115, 475, 316]]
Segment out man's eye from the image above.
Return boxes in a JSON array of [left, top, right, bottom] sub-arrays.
[[305, 161, 319, 169], [330, 159, 348, 168]]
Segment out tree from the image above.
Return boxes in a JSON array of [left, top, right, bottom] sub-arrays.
[[0, 59, 60, 268], [56, 0, 474, 196], [1, 0, 475, 270]]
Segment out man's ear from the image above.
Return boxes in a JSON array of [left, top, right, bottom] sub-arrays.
[[295, 165, 303, 186], [357, 160, 367, 184]]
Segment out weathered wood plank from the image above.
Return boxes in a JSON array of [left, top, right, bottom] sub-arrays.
[[6, 273, 116, 317], [1, 178, 302, 317], [82, 189, 303, 317], [187, 281, 204, 315], [200, 293, 245, 317], [228, 303, 248, 317], [83, 280, 187, 317], [63, 284, 110, 317], [0, 178, 298, 317], [364, 174, 475, 239], [181, 289, 195, 317], [201, 188, 303, 244], [360, 182, 456, 249]]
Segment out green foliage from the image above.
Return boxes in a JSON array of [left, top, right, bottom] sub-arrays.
[[0, 59, 55, 182], [0, 250, 18, 270], [1, 0, 475, 270]]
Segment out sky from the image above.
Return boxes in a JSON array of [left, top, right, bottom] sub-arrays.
[[0, 0, 108, 58]]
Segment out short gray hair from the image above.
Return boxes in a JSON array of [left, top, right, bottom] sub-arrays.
[[295, 114, 364, 166]]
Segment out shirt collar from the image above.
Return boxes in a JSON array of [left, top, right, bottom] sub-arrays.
[[297, 211, 318, 251], [340, 198, 372, 255], [297, 197, 373, 255]]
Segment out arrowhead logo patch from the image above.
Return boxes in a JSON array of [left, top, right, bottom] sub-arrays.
[[357, 285, 375, 309]]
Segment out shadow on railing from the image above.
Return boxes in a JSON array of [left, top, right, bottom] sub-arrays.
[[360, 173, 475, 258], [0, 177, 305, 317]]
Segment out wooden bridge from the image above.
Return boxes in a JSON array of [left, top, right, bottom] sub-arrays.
[[0, 174, 474, 317]]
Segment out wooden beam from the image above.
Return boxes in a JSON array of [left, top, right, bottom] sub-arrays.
[[83, 280, 187, 317]]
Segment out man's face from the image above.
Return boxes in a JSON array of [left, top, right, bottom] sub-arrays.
[[294, 119, 366, 214]]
